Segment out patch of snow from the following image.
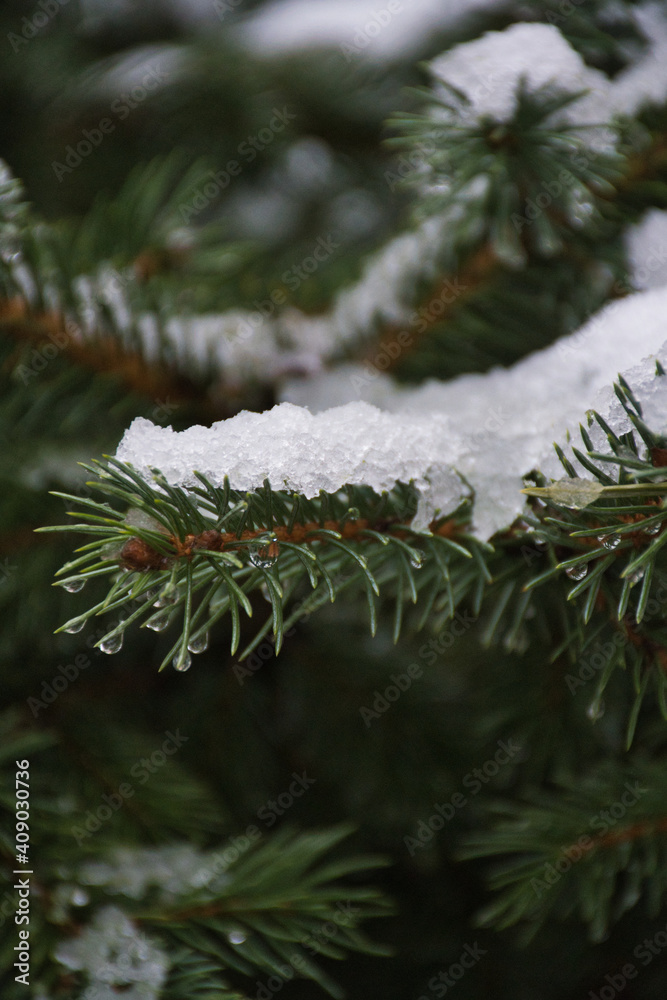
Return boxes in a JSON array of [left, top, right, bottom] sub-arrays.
[[116, 401, 468, 531], [238, 0, 511, 62], [625, 208, 667, 290]]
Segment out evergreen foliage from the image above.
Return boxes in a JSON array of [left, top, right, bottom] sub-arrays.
[[4, 2, 667, 999]]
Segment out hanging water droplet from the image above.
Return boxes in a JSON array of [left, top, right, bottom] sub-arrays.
[[599, 533, 621, 550], [64, 620, 85, 633], [346, 507, 360, 520], [504, 627, 530, 655], [145, 609, 172, 632], [187, 632, 209, 654], [1, 247, 22, 264], [586, 698, 605, 722], [100, 633, 123, 655], [228, 929, 247, 945], [565, 562, 588, 581], [71, 889, 89, 907], [154, 584, 179, 607], [249, 540, 279, 570], [409, 550, 424, 569], [136, 587, 159, 604], [173, 652, 192, 672], [644, 522, 661, 536], [0, 228, 22, 263], [62, 578, 86, 593], [628, 567, 645, 585]]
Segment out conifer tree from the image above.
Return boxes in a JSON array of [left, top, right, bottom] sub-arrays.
[[4, 1, 667, 998]]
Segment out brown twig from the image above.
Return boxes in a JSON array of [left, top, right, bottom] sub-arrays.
[[0, 297, 206, 413], [119, 515, 467, 571]]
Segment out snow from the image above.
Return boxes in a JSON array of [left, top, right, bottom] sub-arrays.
[[156, 211, 456, 381], [322, 215, 452, 345], [280, 288, 667, 538], [116, 400, 467, 532], [79, 845, 225, 900], [586, 346, 667, 454], [427, 22, 612, 136], [610, 3, 667, 116], [54, 906, 168, 1000], [625, 209, 667, 290], [424, 6, 667, 127], [238, 0, 511, 62]]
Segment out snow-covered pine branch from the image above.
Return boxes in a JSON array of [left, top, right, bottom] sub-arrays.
[[45, 278, 667, 690]]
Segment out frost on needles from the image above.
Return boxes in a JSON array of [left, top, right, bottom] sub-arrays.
[[117, 289, 667, 541]]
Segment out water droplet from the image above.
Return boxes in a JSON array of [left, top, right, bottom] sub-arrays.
[[409, 550, 424, 569], [599, 533, 621, 550], [0, 229, 22, 263], [145, 609, 172, 632], [346, 507, 360, 520], [187, 632, 209, 654], [249, 540, 279, 570], [565, 562, 588, 581], [62, 578, 86, 593], [587, 698, 605, 722], [136, 587, 159, 604], [71, 889, 89, 907], [173, 652, 192, 672], [1, 248, 22, 264], [100, 633, 123, 655], [644, 522, 661, 536], [64, 620, 85, 633], [628, 567, 645, 585], [228, 929, 247, 945], [154, 584, 179, 607]]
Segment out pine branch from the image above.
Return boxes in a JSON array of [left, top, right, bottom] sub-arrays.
[[39, 460, 485, 670], [0, 296, 204, 412], [50, 826, 390, 1000], [367, 85, 667, 379], [141, 825, 392, 1000], [459, 760, 667, 943], [1, 708, 391, 998], [360, 242, 499, 376], [0, 155, 250, 419], [517, 379, 667, 744]]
